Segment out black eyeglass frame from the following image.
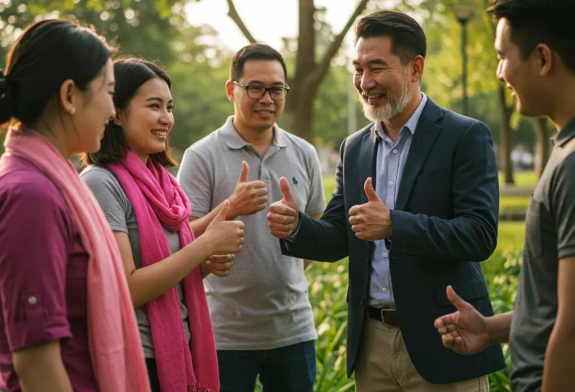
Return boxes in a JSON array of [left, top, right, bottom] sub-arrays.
[[232, 81, 290, 101]]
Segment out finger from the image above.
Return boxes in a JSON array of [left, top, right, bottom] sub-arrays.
[[209, 262, 233, 271], [271, 229, 292, 238], [256, 196, 268, 205], [238, 161, 249, 183], [253, 182, 268, 191], [269, 204, 296, 216], [268, 222, 293, 232], [210, 268, 230, 278], [364, 177, 381, 202], [279, 177, 295, 203], [446, 285, 471, 312], [214, 200, 230, 221], [209, 254, 234, 263], [349, 205, 358, 216], [442, 334, 454, 349], [349, 216, 359, 225]]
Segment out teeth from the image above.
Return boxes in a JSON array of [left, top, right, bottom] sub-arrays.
[[152, 131, 167, 136], [257, 111, 272, 114]]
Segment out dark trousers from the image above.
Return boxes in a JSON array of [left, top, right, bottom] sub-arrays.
[[217, 340, 316, 392], [146, 358, 161, 392]]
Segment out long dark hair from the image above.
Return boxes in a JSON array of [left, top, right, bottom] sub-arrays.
[[79, 57, 178, 168], [0, 19, 113, 127]]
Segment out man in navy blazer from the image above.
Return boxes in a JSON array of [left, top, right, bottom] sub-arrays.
[[267, 10, 505, 392]]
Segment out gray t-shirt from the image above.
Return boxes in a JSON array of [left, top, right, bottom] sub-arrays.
[[80, 165, 191, 358], [177, 116, 326, 350], [510, 120, 575, 392]]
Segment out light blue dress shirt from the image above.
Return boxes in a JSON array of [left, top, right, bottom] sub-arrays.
[[368, 93, 428, 308]]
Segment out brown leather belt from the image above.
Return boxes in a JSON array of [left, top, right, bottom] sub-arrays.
[[367, 306, 399, 326]]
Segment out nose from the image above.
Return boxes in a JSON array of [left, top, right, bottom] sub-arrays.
[[160, 110, 174, 129], [496, 61, 504, 83], [259, 89, 274, 105], [360, 71, 376, 93]]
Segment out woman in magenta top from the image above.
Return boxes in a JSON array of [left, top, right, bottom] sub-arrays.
[[0, 20, 149, 392]]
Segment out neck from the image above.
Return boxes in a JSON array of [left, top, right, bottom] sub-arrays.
[[135, 151, 149, 165], [232, 117, 274, 154], [548, 80, 575, 132], [34, 121, 73, 160], [382, 91, 423, 142]]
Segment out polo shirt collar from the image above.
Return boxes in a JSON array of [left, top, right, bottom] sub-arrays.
[[221, 116, 288, 150], [553, 116, 575, 147]]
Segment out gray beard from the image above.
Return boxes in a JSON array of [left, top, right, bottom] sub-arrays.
[[360, 75, 414, 123]]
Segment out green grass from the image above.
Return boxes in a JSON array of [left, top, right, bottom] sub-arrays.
[[500, 196, 530, 210], [499, 171, 538, 186]]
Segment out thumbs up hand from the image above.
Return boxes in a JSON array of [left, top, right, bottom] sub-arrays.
[[348, 177, 392, 241], [227, 161, 269, 219], [204, 200, 245, 255], [434, 286, 490, 355], [267, 177, 300, 238]]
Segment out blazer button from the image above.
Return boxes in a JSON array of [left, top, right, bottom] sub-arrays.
[[359, 298, 364, 305]]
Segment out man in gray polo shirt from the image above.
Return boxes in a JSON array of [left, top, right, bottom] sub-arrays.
[[177, 44, 325, 392], [434, 1, 575, 391]]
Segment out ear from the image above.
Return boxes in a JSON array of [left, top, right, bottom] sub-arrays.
[[226, 80, 235, 103], [59, 79, 77, 115], [535, 43, 553, 77], [113, 108, 125, 127], [410, 55, 425, 83]]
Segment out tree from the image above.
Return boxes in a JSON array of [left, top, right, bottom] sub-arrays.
[[534, 117, 551, 178], [224, 0, 370, 143]]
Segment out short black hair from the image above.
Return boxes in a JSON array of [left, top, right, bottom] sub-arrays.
[[488, 0, 575, 74], [355, 11, 426, 65], [230, 44, 287, 82], [0, 19, 113, 127], [79, 57, 178, 168]]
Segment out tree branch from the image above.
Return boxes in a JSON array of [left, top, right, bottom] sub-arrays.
[[307, 0, 370, 89], [226, 0, 257, 44]]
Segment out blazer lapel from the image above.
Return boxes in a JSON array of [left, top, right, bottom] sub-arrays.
[[359, 126, 379, 204], [395, 98, 444, 211]]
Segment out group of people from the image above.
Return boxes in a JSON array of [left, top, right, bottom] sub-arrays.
[[0, 0, 573, 392]]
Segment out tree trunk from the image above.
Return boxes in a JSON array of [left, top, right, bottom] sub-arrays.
[[498, 85, 514, 184], [285, 88, 315, 143], [535, 117, 551, 178]]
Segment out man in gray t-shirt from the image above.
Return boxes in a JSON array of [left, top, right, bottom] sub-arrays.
[[177, 44, 325, 392], [434, 2, 575, 391]]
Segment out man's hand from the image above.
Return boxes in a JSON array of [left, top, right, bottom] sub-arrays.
[[434, 286, 490, 355], [348, 178, 392, 241], [267, 177, 299, 238], [228, 161, 268, 219], [204, 254, 235, 278]]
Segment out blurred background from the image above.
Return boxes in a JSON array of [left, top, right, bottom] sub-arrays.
[[0, 1, 537, 390]]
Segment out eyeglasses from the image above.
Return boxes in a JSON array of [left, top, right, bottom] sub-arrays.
[[232, 81, 290, 101]]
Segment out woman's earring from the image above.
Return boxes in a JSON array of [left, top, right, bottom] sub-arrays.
[[70, 107, 76, 114]]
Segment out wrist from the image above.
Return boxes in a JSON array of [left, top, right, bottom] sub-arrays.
[[193, 234, 215, 260], [226, 197, 238, 220]]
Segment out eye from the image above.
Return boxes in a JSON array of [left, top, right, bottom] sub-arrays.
[[248, 86, 264, 93], [167, 105, 174, 111], [271, 88, 283, 93], [149, 104, 160, 109]]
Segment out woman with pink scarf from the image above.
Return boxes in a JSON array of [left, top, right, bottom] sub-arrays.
[[0, 21, 151, 392], [79, 57, 246, 392]]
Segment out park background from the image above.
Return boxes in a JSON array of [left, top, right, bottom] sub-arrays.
[[0, 1, 544, 391]]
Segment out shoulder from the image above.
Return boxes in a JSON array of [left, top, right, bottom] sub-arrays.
[[279, 128, 319, 157], [438, 106, 490, 136], [80, 165, 129, 204], [80, 165, 120, 185], [186, 129, 224, 157]]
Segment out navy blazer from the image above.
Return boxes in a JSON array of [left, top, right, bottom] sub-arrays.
[[281, 97, 505, 384]]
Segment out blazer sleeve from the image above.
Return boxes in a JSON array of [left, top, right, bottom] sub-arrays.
[[389, 121, 499, 261], [280, 138, 349, 262]]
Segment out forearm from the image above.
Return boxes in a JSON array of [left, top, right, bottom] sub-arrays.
[[486, 311, 513, 345], [13, 341, 73, 392], [127, 235, 212, 307], [542, 322, 575, 391], [390, 211, 497, 262]]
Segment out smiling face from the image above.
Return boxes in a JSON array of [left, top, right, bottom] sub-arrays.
[[353, 36, 414, 122], [115, 77, 174, 162], [494, 18, 544, 117], [227, 59, 286, 133], [74, 59, 116, 153]]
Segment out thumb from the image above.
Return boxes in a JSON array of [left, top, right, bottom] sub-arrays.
[[364, 177, 380, 202], [279, 177, 295, 203], [238, 161, 249, 183], [215, 200, 230, 221], [446, 285, 469, 311]]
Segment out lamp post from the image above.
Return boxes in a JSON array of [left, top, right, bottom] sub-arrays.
[[455, 5, 475, 116]]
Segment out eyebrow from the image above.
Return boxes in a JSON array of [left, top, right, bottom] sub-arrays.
[[246, 80, 286, 86], [145, 96, 174, 103], [352, 58, 390, 66]]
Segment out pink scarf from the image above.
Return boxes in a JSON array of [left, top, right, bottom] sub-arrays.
[[107, 150, 219, 392], [2, 127, 151, 391]]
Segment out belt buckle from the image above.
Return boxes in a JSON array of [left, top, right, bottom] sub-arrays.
[[380, 308, 388, 327]]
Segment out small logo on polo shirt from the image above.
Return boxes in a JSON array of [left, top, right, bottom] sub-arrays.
[[292, 177, 298, 185]]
